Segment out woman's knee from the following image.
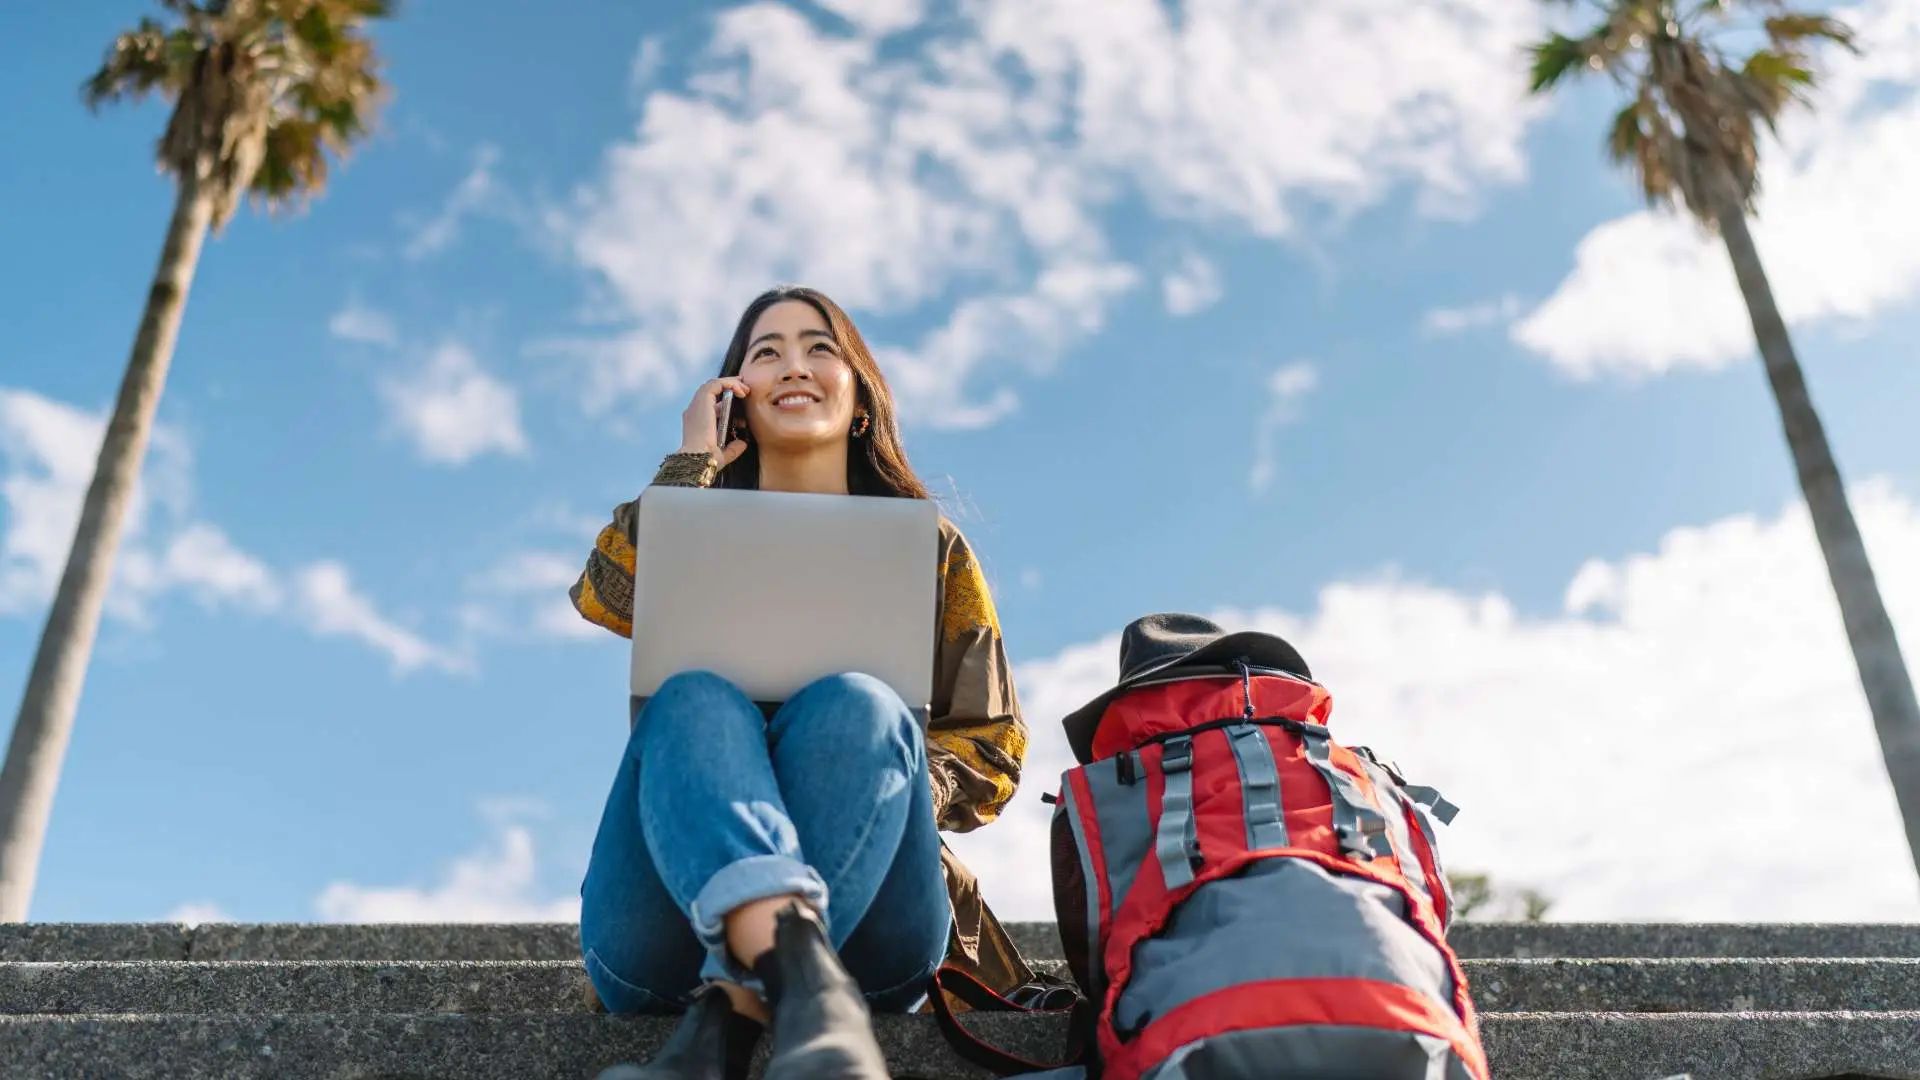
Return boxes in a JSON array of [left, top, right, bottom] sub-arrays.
[[774, 672, 917, 749], [635, 670, 763, 750], [650, 669, 751, 710]]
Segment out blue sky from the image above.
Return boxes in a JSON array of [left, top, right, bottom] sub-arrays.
[[4, 0, 1920, 925]]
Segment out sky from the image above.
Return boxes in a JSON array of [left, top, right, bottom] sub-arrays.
[[3, 0, 1920, 927]]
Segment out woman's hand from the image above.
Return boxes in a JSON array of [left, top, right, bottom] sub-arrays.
[[679, 377, 751, 468]]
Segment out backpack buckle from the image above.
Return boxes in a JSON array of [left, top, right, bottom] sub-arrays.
[[1336, 819, 1387, 861], [1351, 745, 1408, 786], [1160, 736, 1194, 774]]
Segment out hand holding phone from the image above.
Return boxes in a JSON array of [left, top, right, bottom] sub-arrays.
[[678, 377, 750, 468], [715, 389, 734, 449]]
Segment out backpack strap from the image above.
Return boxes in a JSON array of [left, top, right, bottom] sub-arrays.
[[1299, 726, 1393, 861], [1152, 735, 1201, 888], [1403, 783, 1460, 825], [1226, 722, 1289, 851], [928, 965, 1091, 1077], [1400, 782, 1462, 925]]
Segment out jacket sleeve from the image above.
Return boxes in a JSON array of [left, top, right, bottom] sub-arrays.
[[927, 524, 1028, 833], [569, 500, 640, 639]]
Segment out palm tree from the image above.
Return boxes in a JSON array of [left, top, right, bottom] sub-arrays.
[[0, 0, 392, 922], [1529, 1, 1920, 881]]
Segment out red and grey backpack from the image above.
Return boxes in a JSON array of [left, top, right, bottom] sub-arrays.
[[935, 614, 1487, 1080]]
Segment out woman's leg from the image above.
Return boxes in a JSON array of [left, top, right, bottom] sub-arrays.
[[578, 703, 707, 1013], [767, 672, 952, 1010], [632, 671, 831, 998]]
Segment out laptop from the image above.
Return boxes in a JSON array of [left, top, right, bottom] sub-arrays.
[[628, 484, 941, 721]]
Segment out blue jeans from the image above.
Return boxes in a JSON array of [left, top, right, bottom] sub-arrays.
[[580, 670, 952, 1014]]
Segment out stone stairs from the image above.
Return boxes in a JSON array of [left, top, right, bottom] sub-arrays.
[[1, 921, 1916, 1079]]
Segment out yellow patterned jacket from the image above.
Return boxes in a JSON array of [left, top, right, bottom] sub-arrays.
[[570, 488, 1036, 996]]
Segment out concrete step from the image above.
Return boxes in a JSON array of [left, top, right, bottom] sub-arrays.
[[1465, 957, 1920, 1013], [0, 960, 596, 1017], [5, 957, 1917, 1016], [8, 921, 1919, 963], [1, 1009, 1915, 1080]]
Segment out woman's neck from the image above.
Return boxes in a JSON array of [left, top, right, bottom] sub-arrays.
[[756, 443, 851, 495]]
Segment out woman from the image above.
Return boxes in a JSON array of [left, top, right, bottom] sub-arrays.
[[570, 286, 1035, 1080]]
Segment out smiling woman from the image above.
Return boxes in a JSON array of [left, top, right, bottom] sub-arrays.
[[706, 288, 932, 500], [566, 287, 1035, 1080]]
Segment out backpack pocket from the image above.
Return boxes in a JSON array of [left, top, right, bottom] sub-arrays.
[[1052, 754, 1158, 1000], [1109, 855, 1480, 1080], [1050, 791, 1097, 999]]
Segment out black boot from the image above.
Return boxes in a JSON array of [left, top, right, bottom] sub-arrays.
[[753, 902, 892, 1080], [595, 984, 764, 1080]]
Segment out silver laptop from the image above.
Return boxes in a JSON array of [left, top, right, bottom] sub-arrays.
[[629, 485, 940, 717]]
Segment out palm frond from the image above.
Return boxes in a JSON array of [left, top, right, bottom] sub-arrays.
[[1765, 13, 1858, 52], [86, 0, 395, 211], [82, 18, 198, 108], [1528, 32, 1595, 92], [333, 0, 397, 18], [1742, 49, 1815, 86], [1739, 49, 1813, 120], [1605, 97, 1647, 167], [249, 115, 331, 208], [291, 4, 345, 63]]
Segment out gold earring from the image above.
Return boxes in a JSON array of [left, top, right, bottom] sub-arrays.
[[851, 412, 871, 438]]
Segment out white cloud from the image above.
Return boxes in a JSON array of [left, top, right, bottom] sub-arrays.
[[166, 901, 234, 926], [328, 301, 400, 347], [379, 343, 529, 466], [316, 811, 578, 922], [293, 561, 467, 675], [873, 259, 1141, 430], [1513, 0, 1920, 377], [0, 388, 115, 614], [558, 0, 1543, 427], [121, 523, 281, 613], [474, 551, 580, 594], [1421, 293, 1522, 337], [469, 550, 601, 641], [815, 0, 928, 37], [1, 387, 461, 674], [629, 36, 667, 96], [950, 479, 1920, 922], [332, 311, 531, 466], [403, 144, 502, 261], [1249, 361, 1317, 493], [0, 388, 235, 622], [1161, 252, 1223, 316]]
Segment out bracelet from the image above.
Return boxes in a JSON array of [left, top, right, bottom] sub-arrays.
[[653, 450, 719, 488]]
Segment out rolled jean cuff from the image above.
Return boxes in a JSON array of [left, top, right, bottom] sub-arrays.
[[690, 854, 831, 990]]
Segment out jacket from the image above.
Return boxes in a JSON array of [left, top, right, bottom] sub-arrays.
[[569, 479, 1036, 997]]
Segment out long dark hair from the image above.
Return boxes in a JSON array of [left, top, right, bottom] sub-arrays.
[[712, 286, 932, 500]]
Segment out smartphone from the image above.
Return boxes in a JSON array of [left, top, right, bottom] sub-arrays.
[[715, 389, 734, 447]]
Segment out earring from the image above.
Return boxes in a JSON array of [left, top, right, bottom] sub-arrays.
[[851, 412, 871, 438]]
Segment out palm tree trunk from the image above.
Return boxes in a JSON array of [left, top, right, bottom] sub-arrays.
[[1716, 199, 1920, 884], [0, 170, 215, 922]]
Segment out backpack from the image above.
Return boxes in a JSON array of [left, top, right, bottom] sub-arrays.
[[1046, 658, 1488, 1080]]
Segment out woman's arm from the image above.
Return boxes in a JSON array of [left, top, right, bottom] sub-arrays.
[[567, 452, 717, 638], [927, 525, 1028, 833]]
